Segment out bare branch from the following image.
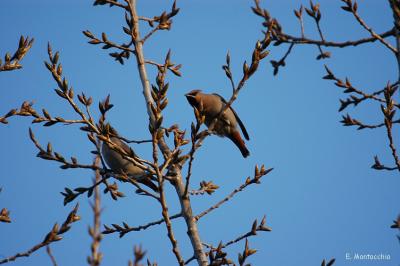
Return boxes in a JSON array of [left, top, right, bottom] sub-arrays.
[[125, 0, 208, 264], [371, 155, 399, 171], [304, 1, 331, 59], [46, 246, 58, 266], [83, 30, 134, 65], [0, 36, 34, 72], [44, 44, 100, 134], [0, 204, 80, 265], [279, 29, 395, 48], [195, 166, 273, 221], [271, 43, 294, 76], [141, 26, 160, 43], [103, 212, 181, 237], [341, 114, 400, 130], [151, 127, 184, 265], [381, 84, 400, 170], [343, 0, 397, 53], [388, 0, 400, 84], [323, 66, 400, 110], [186, 217, 271, 266], [221, 217, 271, 249], [87, 156, 103, 266], [119, 136, 152, 144], [190, 181, 219, 196], [183, 119, 203, 197], [0, 101, 39, 125], [321, 258, 336, 266], [238, 239, 257, 266], [294, 5, 305, 38], [93, 0, 127, 9]]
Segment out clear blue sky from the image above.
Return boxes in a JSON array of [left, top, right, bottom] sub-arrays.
[[1, 0, 399, 265]]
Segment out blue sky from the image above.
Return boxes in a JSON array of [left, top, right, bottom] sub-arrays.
[[1, 0, 399, 265]]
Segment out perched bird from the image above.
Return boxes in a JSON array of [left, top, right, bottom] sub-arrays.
[[185, 89, 250, 158], [101, 136, 159, 192]]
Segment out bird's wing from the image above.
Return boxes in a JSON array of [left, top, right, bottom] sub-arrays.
[[212, 93, 250, 141], [111, 137, 136, 156]]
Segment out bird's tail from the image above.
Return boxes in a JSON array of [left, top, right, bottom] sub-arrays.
[[228, 131, 250, 158], [138, 177, 159, 193]]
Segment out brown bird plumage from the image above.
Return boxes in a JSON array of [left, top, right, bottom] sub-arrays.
[[101, 136, 159, 192], [185, 89, 250, 158]]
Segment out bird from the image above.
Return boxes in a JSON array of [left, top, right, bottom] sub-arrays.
[[185, 89, 250, 158], [101, 135, 159, 192]]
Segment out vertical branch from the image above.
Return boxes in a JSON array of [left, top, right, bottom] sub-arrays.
[[129, 0, 156, 125], [389, 0, 400, 85], [174, 176, 208, 265], [385, 117, 400, 171], [126, 1, 208, 265], [382, 85, 400, 171], [152, 133, 185, 266], [46, 246, 58, 266], [128, 0, 171, 157], [305, 2, 330, 59], [88, 155, 103, 266], [294, 5, 305, 38], [387, 0, 400, 171]]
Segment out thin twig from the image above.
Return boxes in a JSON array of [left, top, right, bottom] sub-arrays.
[[389, 0, 400, 84], [384, 116, 400, 171], [312, 5, 328, 58], [211, 217, 271, 250], [194, 181, 250, 221], [279, 28, 395, 48], [271, 43, 295, 75], [294, 5, 305, 38], [0, 36, 34, 72], [323, 67, 400, 109], [341, 114, 400, 130], [195, 167, 272, 221], [95, 0, 127, 9], [371, 155, 400, 171], [44, 44, 100, 135], [141, 26, 160, 43], [102, 213, 182, 237], [119, 136, 152, 144], [138, 16, 155, 23], [351, 6, 397, 53], [186, 217, 271, 265], [0, 205, 80, 265], [46, 246, 58, 266], [183, 119, 202, 197]]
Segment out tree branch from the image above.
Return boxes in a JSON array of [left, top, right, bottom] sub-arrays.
[[279, 28, 395, 48], [46, 246, 58, 266], [87, 156, 103, 266], [126, 1, 208, 264], [347, 0, 397, 53], [0, 204, 80, 265], [0, 36, 34, 72], [195, 166, 273, 221], [102, 212, 182, 237]]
